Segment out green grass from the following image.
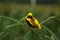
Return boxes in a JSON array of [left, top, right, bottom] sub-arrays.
[[0, 3, 60, 40]]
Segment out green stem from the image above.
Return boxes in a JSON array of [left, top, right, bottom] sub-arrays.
[[0, 16, 20, 23], [42, 25, 59, 40], [0, 16, 25, 38], [41, 16, 59, 40], [41, 16, 56, 24]]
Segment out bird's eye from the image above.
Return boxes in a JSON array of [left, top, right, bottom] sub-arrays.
[[27, 15, 32, 18]]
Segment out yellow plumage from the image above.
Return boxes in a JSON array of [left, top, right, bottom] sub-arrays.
[[26, 12, 42, 29]]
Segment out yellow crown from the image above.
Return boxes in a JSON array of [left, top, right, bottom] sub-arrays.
[[27, 12, 32, 16]]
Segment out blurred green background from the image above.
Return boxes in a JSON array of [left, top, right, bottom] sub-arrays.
[[0, 0, 60, 40]]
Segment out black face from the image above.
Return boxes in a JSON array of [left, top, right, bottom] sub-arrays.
[[27, 15, 34, 21], [27, 15, 32, 18]]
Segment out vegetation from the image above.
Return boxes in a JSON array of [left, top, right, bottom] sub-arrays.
[[0, 2, 60, 40]]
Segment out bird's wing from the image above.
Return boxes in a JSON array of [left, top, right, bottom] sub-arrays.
[[34, 19, 42, 29], [26, 18, 34, 26]]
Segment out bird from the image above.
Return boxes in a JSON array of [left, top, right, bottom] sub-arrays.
[[26, 12, 42, 29]]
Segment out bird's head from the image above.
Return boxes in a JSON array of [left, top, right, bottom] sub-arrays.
[[26, 12, 33, 18]]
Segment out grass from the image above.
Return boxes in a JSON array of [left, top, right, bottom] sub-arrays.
[[0, 15, 60, 40], [0, 3, 60, 40]]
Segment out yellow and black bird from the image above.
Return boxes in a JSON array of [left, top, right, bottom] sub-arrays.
[[26, 12, 42, 29]]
